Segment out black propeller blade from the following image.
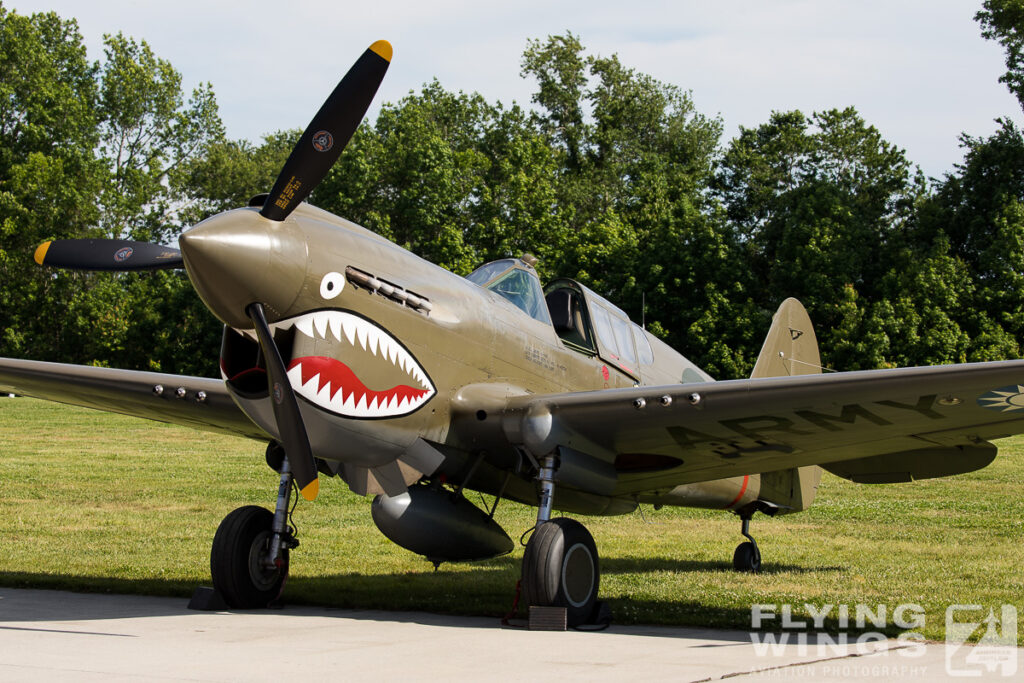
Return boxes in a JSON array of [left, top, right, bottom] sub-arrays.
[[260, 40, 392, 222], [247, 302, 319, 501], [34, 239, 183, 271]]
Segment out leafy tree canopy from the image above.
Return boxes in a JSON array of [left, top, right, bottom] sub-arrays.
[[5, 6, 1024, 381]]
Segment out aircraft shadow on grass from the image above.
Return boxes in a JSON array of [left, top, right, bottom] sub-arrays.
[[0, 554, 844, 636], [0, 579, 761, 642]]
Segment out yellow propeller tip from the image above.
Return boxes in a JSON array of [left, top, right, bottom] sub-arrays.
[[300, 478, 319, 501], [33, 241, 51, 266], [369, 40, 392, 62]]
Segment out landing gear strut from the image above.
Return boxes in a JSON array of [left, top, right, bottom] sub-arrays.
[[732, 514, 761, 573], [211, 449, 299, 608], [521, 453, 601, 627]]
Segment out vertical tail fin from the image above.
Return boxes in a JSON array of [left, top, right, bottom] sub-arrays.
[[752, 298, 823, 512], [750, 297, 822, 379]]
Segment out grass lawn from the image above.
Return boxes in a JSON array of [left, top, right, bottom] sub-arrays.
[[1, 396, 1021, 642]]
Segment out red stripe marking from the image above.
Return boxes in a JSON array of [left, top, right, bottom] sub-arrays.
[[724, 475, 750, 509]]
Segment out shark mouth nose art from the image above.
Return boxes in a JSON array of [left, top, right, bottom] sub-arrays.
[[268, 310, 435, 418]]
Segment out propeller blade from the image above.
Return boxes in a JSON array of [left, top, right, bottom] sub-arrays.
[[34, 239, 183, 271], [260, 40, 392, 222], [247, 302, 319, 501]]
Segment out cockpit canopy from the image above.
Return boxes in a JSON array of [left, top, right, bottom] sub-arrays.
[[465, 258, 552, 325], [467, 259, 711, 386], [466, 259, 658, 379]]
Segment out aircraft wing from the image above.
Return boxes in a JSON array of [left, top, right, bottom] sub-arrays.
[[0, 357, 268, 440], [500, 360, 1024, 494]]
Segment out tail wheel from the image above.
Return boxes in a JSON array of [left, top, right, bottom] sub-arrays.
[[211, 505, 287, 608], [522, 517, 599, 627]]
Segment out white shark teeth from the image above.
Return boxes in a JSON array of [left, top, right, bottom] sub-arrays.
[[315, 315, 330, 339], [235, 311, 434, 392], [269, 310, 436, 418], [295, 317, 314, 338], [277, 311, 432, 390]]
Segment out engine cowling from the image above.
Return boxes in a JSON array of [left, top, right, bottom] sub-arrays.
[[371, 485, 514, 563]]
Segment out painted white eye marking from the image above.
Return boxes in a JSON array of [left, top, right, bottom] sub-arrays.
[[320, 272, 344, 300]]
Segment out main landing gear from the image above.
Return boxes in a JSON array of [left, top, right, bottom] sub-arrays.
[[211, 444, 299, 608], [520, 454, 601, 627]]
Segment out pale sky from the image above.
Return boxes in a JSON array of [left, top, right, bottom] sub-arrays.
[[7, 1, 1021, 179]]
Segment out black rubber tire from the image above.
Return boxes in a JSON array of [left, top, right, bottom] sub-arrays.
[[732, 541, 761, 573], [522, 518, 599, 627], [211, 505, 288, 608]]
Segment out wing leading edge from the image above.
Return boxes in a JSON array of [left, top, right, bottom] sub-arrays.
[[500, 360, 1024, 495], [0, 357, 268, 440]]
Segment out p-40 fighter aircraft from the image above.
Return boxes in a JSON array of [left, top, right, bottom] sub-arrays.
[[4, 41, 1024, 626]]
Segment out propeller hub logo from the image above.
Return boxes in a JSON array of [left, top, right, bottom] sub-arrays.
[[114, 247, 134, 262], [311, 130, 334, 152]]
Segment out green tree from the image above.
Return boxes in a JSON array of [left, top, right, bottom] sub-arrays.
[[521, 35, 741, 374], [315, 81, 565, 276], [175, 130, 297, 224], [910, 121, 1024, 362], [977, 0, 1024, 111], [0, 4, 225, 374], [97, 33, 223, 242], [520, 33, 588, 170], [715, 108, 925, 370], [0, 4, 103, 361]]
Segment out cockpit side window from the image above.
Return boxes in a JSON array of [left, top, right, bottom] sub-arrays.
[[590, 302, 638, 375], [589, 304, 615, 352], [632, 324, 655, 365], [611, 315, 638, 367]]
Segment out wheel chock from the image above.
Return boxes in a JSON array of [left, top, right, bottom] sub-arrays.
[[528, 605, 567, 631], [188, 586, 229, 611]]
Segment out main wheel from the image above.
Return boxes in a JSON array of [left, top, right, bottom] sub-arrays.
[[522, 518, 599, 627], [732, 541, 761, 572], [211, 505, 288, 608]]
